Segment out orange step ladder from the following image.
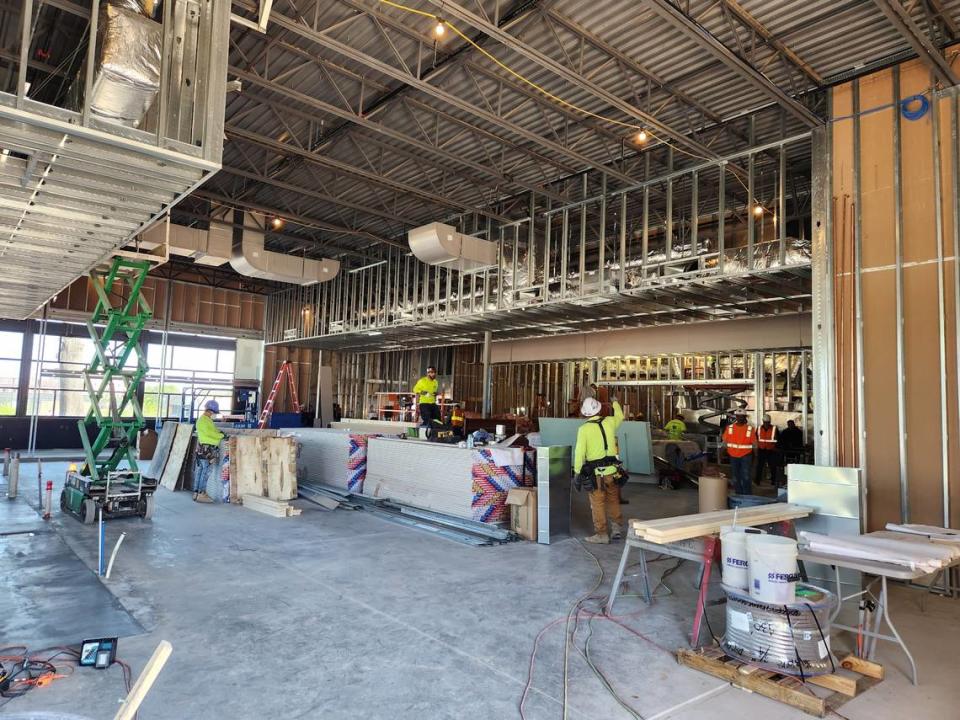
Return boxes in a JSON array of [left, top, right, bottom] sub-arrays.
[[258, 361, 302, 429]]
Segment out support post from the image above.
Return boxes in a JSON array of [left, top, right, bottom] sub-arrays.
[[481, 331, 492, 418]]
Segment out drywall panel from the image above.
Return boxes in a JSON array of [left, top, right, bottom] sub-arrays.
[[946, 259, 960, 529], [861, 269, 901, 527], [490, 314, 811, 364], [858, 70, 895, 271], [904, 263, 944, 526]]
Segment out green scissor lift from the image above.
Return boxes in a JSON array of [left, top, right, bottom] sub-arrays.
[[61, 257, 157, 523]]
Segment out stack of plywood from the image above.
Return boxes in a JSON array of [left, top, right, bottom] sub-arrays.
[[630, 504, 812, 544], [230, 434, 299, 514]]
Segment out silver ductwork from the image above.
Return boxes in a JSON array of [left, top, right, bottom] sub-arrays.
[[229, 213, 339, 285], [86, 2, 163, 127], [408, 222, 497, 273]]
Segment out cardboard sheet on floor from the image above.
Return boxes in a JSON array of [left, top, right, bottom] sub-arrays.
[[0, 530, 142, 649]]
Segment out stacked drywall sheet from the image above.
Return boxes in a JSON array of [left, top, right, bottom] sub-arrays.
[[331, 419, 415, 436], [286, 428, 379, 493], [364, 438, 532, 522], [538, 419, 654, 474]]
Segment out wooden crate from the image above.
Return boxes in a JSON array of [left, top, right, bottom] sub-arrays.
[[677, 647, 883, 717]]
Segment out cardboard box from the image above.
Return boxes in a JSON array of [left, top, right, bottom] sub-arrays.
[[506, 487, 538, 542]]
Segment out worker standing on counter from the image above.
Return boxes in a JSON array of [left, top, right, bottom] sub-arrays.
[[193, 399, 224, 503], [574, 395, 627, 544], [413, 365, 440, 426]]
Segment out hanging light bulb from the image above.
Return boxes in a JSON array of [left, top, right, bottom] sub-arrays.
[[434, 18, 445, 37], [271, 216, 286, 231], [753, 204, 764, 217], [635, 129, 648, 144]]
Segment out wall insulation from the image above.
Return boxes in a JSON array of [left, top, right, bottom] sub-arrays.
[[830, 51, 960, 530]]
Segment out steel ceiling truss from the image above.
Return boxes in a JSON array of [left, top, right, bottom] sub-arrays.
[[872, 0, 959, 86], [218, 0, 830, 250]]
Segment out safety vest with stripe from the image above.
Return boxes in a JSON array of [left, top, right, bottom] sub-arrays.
[[758, 424, 778, 450], [725, 423, 755, 458]]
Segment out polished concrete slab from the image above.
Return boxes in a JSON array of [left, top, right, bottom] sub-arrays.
[[3, 462, 959, 719]]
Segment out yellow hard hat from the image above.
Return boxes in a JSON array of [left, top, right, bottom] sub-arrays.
[[68, 463, 77, 472]]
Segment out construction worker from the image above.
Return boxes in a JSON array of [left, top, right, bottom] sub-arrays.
[[664, 414, 687, 440], [193, 399, 224, 503], [755, 414, 781, 486], [779, 419, 805, 465], [574, 395, 626, 544], [723, 409, 755, 495], [413, 366, 440, 426]]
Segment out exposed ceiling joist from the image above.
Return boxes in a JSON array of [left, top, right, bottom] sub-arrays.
[[872, 0, 959, 87], [423, 0, 725, 160], [260, 8, 643, 186], [645, 0, 822, 127]]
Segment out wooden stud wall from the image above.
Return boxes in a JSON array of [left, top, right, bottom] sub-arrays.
[[831, 51, 960, 529]]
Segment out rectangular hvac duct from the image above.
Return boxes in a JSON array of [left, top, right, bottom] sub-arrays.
[[229, 212, 339, 285], [408, 222, 497, 273]]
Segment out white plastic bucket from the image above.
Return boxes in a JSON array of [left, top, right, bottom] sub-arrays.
[[747, 534, 799, 603], [720, 525, 766, 591]]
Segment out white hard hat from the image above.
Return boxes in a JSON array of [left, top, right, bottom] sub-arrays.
[[581, 397, 602, 417], [762, 413, 772, 423], [735, 408, 748, 417]]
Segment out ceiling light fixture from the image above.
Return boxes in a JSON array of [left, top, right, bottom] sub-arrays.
[[635, 129, 648, 144], [271, 216, 286, 231], [753, 204, 764, 217], [434, 19, 445, 37]]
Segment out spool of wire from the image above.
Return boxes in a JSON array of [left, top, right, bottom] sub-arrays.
[[722, 583, 837, 677]]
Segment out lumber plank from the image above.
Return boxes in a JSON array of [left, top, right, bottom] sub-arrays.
[[807, 672, 860, 697], [677, 649, 825, 717], [839, 655, 884, 680], [631, 505, 811, 543]]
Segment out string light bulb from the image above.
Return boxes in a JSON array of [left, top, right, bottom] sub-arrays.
[[635, 129, 648, 144], [271, 216, 286, 231], [753, 204, 764, 217], [434, 18, 445, 37]]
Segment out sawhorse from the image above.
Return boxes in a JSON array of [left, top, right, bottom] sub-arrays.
[[605, 520, 798, 647]]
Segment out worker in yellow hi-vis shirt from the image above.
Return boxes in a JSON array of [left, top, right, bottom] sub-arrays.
[[574, 396, 626, 544], [193, 399, 224, 503], [413, 366, 440, 426]]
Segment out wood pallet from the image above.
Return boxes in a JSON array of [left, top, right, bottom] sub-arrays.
[[241, 493, 303, 518], [677, 647, 883, 717], [630, 503, 812, 544]]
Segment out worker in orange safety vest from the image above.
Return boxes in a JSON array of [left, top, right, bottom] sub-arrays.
[[724, 409, 756, 495], [755, 414, 782, 487]]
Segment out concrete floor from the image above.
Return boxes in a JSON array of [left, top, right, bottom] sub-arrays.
[[2, 461, 959, 719]]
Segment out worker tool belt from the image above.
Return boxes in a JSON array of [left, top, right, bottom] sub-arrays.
[[196, 443, 220, 462], [575, 421, 629, 491]]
